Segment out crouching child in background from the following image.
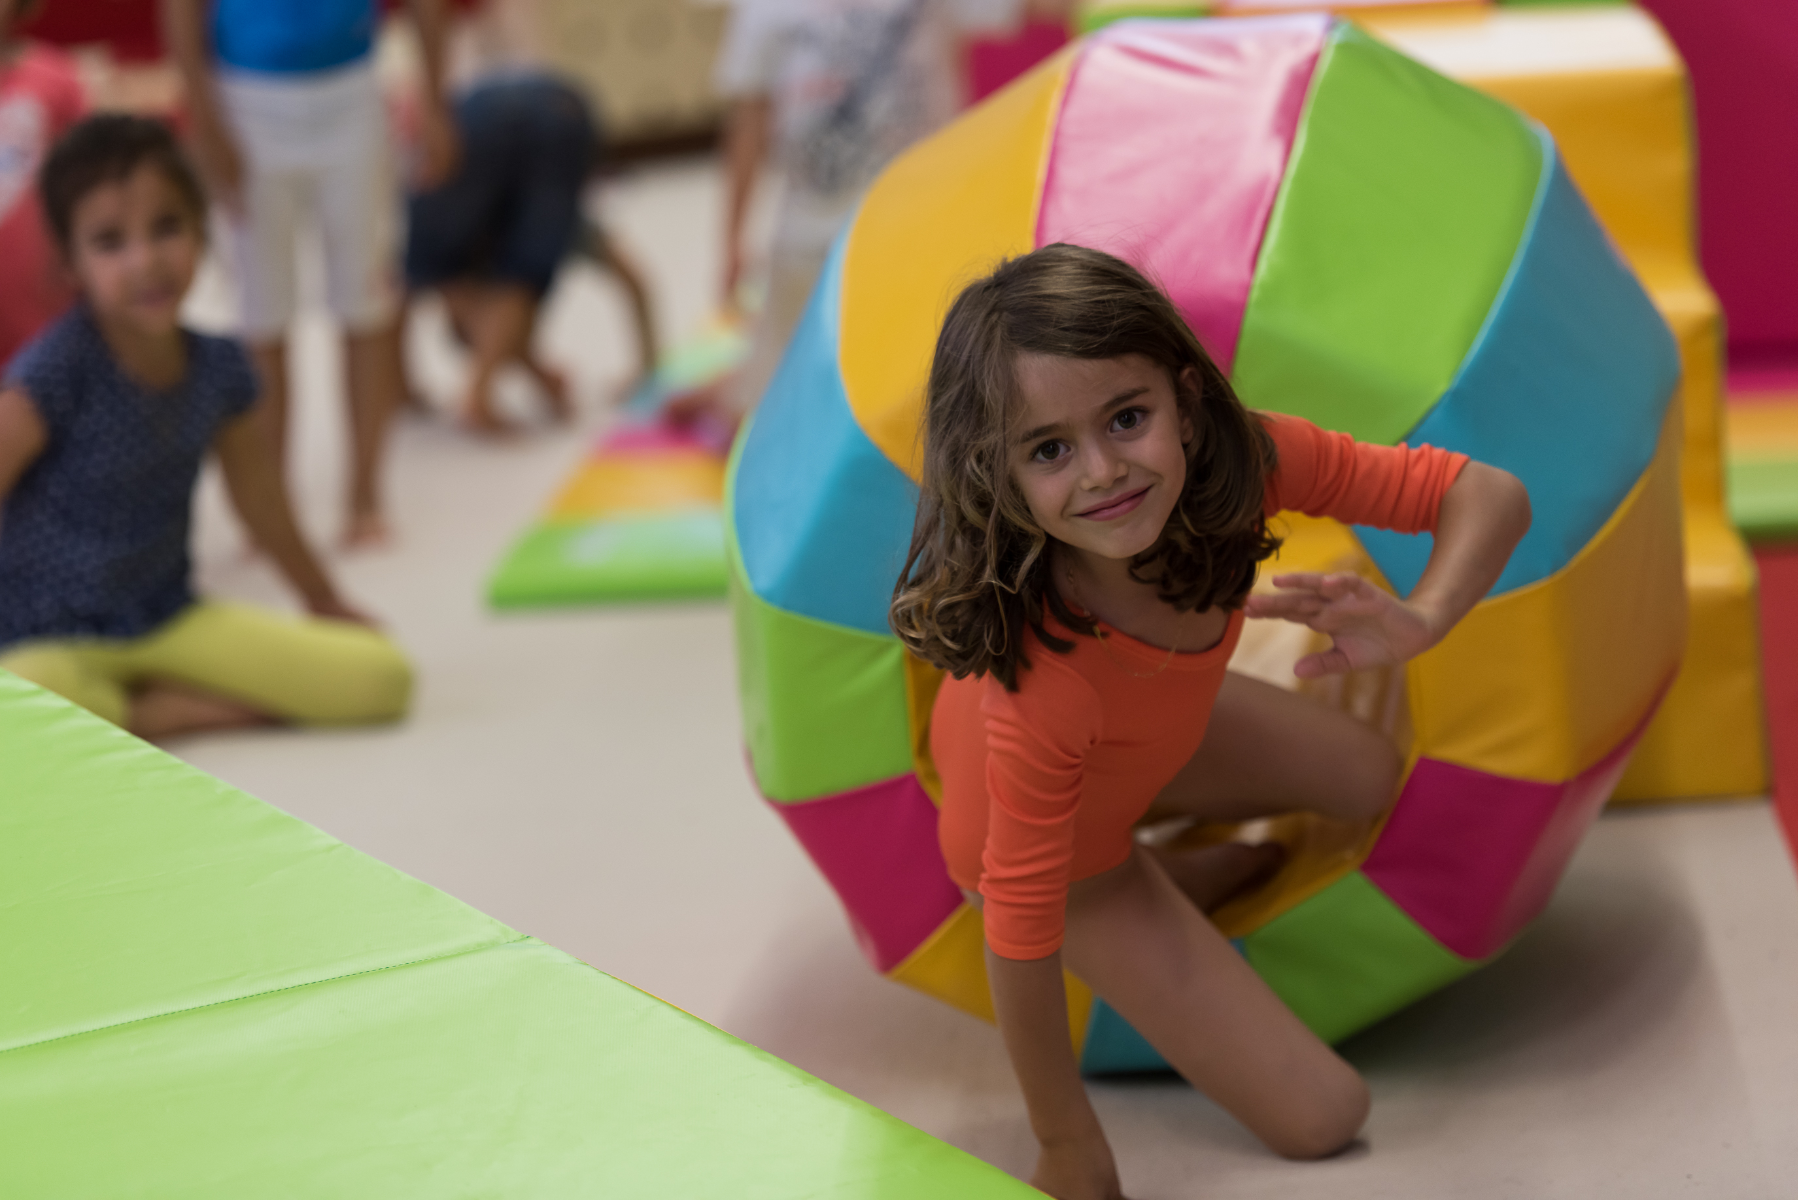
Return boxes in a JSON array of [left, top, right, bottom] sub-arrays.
[[0, 115, 412, 739]]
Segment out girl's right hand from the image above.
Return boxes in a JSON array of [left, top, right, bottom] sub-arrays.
[[1031, 1134, 1127, 1200]]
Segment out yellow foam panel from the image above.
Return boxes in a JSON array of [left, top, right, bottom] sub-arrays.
[[546, 453, 726, 520], [1409, 416, 1686, 784], [839, 51, 1073, 481]]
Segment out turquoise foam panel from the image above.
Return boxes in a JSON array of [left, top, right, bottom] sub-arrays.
[[1356, 141, 1678, 597], [732, 235, 922, 635]]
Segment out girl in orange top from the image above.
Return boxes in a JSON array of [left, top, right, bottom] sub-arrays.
[[892, 245, 1531, 1200]]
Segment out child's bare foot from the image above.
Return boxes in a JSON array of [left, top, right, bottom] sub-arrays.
[[128, 681, 273, 740], [459, 402, 520, 438], [1155, 841, 1287, 914], [341, 509, 394, 550], [527, 361, 573, 423]]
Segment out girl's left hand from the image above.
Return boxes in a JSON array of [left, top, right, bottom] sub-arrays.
[[1244, 572, 1435, 678]]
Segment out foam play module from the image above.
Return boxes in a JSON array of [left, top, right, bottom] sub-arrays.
[[727, 15, 1683, 1071], [486, 318, 746, 608], [0, 671, 1033, 1197]]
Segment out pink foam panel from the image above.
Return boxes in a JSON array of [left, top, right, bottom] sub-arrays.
[[1036, 15, 1328, 371], [1363, 717, 1651, 960], [770, 774, 963, 972], [601, 416, 733, 459]]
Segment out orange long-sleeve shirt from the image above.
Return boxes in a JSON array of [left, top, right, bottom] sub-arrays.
[[931, 414, 1470, 960]]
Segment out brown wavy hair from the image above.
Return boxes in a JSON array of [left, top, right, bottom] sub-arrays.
[[889, 244, 1280, 690]]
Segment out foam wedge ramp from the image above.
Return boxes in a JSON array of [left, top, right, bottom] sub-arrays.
[[0, 670, 1033, 1198], [486, 317, 746, 609]]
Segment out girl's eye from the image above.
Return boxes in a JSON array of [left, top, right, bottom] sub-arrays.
[[151, 213, 186, 239], [1112, 407, 1147, 432], [1031, 439, 1068, 464]]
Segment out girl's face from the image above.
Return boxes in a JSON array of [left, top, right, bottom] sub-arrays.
[[1009, 352, 1195, 563], [66, 163, 202, 339]]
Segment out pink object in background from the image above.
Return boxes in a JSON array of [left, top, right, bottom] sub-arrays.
[[1036, 15, 1327, 371], [1363, 703, 1657, 961], [966, 19, 1069, 104], [1638, 0, 1798, 368], [770, 774, 963, 972]]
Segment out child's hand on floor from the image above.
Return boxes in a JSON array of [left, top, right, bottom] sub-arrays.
[[1245, 572, 1434, 679], [1032, 1134, 1128, 1200]]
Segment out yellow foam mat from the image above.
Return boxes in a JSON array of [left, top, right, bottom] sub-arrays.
[[547, 454, 726, 520]]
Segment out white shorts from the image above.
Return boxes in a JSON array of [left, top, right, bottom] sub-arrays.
[[216, 61, 400, 341]]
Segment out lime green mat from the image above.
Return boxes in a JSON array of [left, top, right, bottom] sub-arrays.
[[1232, 23, 1543, 446], [1727, 457, 1798, 543], [0, 672, 1032, 1197]]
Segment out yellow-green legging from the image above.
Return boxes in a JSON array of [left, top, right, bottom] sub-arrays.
[[0, 600, 413, 728]]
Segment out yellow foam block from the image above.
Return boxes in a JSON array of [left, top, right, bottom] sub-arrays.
[[546, 452, 726, 519], [840, 50, 1072, 480], [1727, 401, 1798, 461], [888, 903, 1096, 1053], [1615, 508, 1767, 800], [1408, 419, 1686, 784], [903, 653, 948, 805]]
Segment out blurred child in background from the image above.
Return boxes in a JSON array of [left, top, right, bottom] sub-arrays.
[[0, 0, 84, 368], [162, 0, 459, 547], [0, 115, 411, 739], [713, 0, 1033, 414], [405, 69, 659, 434]]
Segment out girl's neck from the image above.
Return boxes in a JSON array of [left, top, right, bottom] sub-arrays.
[[90, 306, 187, 393]]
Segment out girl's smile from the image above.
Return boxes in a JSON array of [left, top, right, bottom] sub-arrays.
[[1011, 352, 1194, 563]]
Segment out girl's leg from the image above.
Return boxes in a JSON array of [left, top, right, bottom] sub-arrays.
[[1149, 671, 1402, 825], [1143, 672, 1400, 910], [133, 601, 412, 726], [0, 639, 268, 738], [1063, 847, 1369, 1159]]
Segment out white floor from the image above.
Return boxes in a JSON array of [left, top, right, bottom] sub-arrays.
[[171, 157, 1798, 1198]]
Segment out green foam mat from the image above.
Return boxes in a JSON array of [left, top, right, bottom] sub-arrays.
[[1232, 22, 1544, 445], [0, 672, 1033, 1198], [1727, 457, 1798, 543], [487, 510, 729, 608]]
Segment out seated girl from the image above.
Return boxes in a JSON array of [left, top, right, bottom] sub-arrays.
[[892, 245, 1531, 1199], [0, 114, 411, 740]]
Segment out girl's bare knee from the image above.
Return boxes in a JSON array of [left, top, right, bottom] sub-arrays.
[[1265, 1072, 1370, 1161]]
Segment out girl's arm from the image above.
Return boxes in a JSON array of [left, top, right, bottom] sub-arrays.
[[0, 388, 48, 503], [1247, 461, 1530, 676], [988, 949, 1124, 1200], [213, 413, 371, 624]]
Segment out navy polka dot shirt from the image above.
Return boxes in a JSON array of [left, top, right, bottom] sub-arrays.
[[0, 307, 258, 648]]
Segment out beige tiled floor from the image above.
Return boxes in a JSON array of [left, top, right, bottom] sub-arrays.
[[173, 158, 1798, 1198]]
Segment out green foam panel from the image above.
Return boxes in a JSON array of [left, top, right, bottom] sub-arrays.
[[1727, 457, 1798, 543], [1242, 871, 1478, 1045], [486, 509, 728, 609], [1231, 22, 1544, 446], [729, 551, 915, 803], [0, 673, 1034, 1198]]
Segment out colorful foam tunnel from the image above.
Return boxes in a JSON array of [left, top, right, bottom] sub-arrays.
[[487, 319, 747, 608], [727, 16, 1684, 1072]]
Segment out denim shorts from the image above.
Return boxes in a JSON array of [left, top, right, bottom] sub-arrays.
[[405, 73, 602, 296]]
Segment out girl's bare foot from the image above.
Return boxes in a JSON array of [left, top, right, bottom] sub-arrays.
[[128, 681, 273, 740], [341, 508, 394, 550], [1154, 841, 1288, 914]]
